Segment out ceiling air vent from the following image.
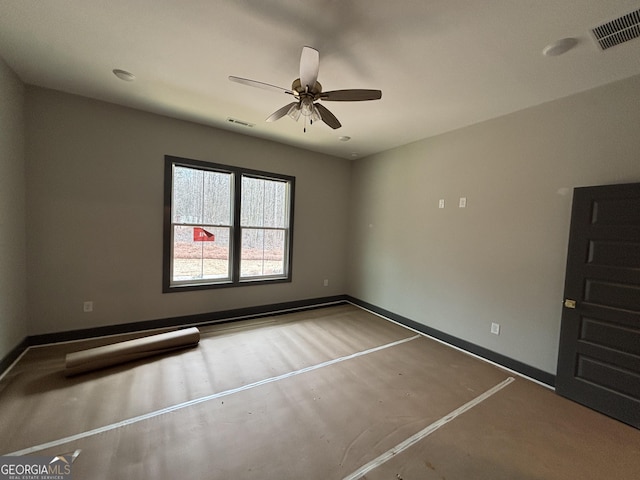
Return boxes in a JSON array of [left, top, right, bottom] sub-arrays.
[[591, 8, 640, 50], [226, 118, 255, 128]]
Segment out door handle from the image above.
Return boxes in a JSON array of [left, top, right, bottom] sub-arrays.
[[564, 299, 577, 309]]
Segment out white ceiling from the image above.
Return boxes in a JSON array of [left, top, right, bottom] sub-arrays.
[[1, 1, 640, 159]]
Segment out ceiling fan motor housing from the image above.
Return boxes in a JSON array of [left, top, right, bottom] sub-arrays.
[[292, 78, 322, 97]]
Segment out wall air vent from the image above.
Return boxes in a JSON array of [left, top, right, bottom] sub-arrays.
[[226, 118, 255, 128], [591, 8, 640, 50]]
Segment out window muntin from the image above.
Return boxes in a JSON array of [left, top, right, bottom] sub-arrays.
[[164, 156, 294, 291]]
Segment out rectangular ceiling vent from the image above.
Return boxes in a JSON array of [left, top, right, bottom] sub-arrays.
[[226, 118, 255, 128], [591, 8, 640, 50]]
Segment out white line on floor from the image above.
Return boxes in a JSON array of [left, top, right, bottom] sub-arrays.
[[351, 302, 554, 391], [6, 334, 421, 457], [342, 376, 515, 480], [0, 348, 29, 384]]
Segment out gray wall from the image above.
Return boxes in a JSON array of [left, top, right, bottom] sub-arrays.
[[0, 57, 28, 360], [347, 74, 640, 375], [6, 68, 640, 378], [25, 87, 350, 335]]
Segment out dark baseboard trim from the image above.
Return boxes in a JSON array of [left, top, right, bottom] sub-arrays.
[[28, 295, 348, 347], [4, 295, 555, 388], [346, 296, 556, 387], [0, 337, 29, 376]]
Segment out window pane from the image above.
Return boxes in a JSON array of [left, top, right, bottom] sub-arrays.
[[172, 225, 230, 282], [203, 170, 232, 225], [241, 176, 287, 228], [173, 166, 231, 225], [240, 228, 285, 278]]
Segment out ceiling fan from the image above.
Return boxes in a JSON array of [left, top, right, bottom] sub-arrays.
[[229, 46, 382, 131]]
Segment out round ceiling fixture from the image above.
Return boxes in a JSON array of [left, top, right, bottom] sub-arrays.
[[113, 69, 136, 81], [542, 38, 578, 57]]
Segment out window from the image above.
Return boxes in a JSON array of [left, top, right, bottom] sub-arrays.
[[163, 155, 294, 291]]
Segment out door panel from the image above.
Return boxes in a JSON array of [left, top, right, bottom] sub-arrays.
[[556, 182, 640, 429], [587, 240, 640, 268], [580, 317, 640, 356]]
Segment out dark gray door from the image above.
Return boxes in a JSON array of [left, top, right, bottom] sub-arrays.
[[556, 182, 640, 429]]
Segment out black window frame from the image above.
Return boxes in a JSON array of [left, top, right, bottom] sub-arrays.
[[163, 155, 295, 292]]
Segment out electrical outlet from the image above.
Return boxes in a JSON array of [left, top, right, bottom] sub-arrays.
[[438, 199, 445, 209], [459, 197, 467, 208], [491, 322, 500, 335], [83, 301, 93, 312], [323, 279, 329, 287]]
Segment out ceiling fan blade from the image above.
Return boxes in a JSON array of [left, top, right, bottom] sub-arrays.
[[320, 89, 382, 101], [229, 76, 294, 95], [299, 46, 319, 91], [315, 103, 342, 129], [266, 102, 299, 122]]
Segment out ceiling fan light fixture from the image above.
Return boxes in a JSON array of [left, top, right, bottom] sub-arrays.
[[300, 97, 315, 116], [287, 103, 301, 121], [311, 105, 321, 123]]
